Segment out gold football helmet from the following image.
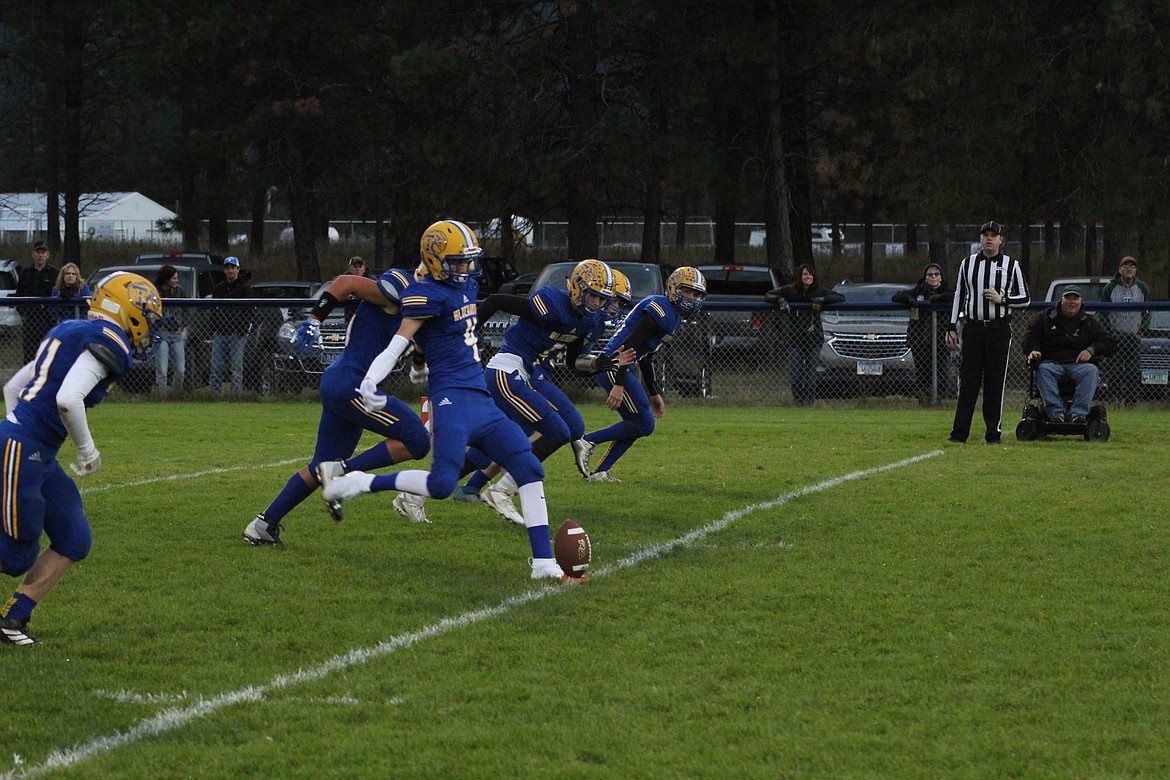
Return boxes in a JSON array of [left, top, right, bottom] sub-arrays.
[[666, 266, 707, 317], [567, 259, 615, 315], [607, 269, 632, 315], [419, 220, 483, 284], [89, 271, 163, 357]]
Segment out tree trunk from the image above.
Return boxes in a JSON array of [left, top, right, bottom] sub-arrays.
[[61, 72, 83, 264], [564, 1, 599, 261], [249, 182, 267, 257], [641, 181, 663, 265], [282, 130, 321, 282], [761, 1, 794, 273]]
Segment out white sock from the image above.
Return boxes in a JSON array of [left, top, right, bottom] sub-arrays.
[[496, 471, 518, 496], [517, 481, 548, 530], [393, 470, 433, 498]]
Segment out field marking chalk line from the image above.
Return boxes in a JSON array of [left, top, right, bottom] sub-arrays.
[[4, 449, 941, 778]]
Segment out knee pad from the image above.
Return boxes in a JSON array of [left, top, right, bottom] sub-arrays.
[[399, 421, 432, 462], [628, 412, 656, 439], [49, 520, 92, 563], [0, 536, 40, 577], [426, 472, 459, 500]]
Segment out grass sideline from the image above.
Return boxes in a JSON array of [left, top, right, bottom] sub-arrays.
[[2, 400, 1169, 778]]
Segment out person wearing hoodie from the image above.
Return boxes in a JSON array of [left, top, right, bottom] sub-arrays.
[[1098, 256, 1150, 405], [893, 263, 954, 402]]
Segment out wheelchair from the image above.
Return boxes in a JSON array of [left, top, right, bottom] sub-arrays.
[[1015, 358, 1110, 442]]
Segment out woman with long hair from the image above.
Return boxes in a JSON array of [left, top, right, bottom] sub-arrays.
[[48, 263, 92, 322], [766, 264, 844, 405], [153, 265, 188, 396]]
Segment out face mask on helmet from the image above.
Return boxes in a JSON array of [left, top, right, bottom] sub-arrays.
[[89, 272, 164, 358], [667, 267, 707, 317], [567, 259, 616, 315], [419, 220, 484, 285], [608, 271, 632, 315]]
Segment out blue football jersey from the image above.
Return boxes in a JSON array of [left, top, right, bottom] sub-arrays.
[[400, 278, 486, 392], [328, 268, 412, 382], [9, 319, 133, 450], [499, 285, 605, 370], [603, 295, 684, 360]]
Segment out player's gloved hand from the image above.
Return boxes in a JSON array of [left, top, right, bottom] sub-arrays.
[[70, 448, 101, 477], [409, 364, 429, 385], [291, 319, 320, 357], [592, 353, 622, 373], [358, 376, 386, 412]]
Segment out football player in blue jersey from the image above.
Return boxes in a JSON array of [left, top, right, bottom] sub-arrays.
[[0, 272, 162, 645], [242, 267, 431, 546], [319, 220, 578, 580], [462, 259, 635, 524], [572, 266, 707, 483]]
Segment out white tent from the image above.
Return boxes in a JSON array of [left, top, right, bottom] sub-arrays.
[[0, 192, 178, 242]]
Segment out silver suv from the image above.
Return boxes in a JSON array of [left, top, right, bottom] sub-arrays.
[[818, 281, 944, 396]]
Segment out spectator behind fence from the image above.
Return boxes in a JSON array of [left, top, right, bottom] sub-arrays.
[[16, 241, 58, 363], [1022, 285, 1116, 423], [765, 264, 844, 406], [346, 256, 375, 278], [892, 263, 953, 403], [154, 264, 188, 396], [48, 263, 92, 323], [208, 256, 253, 394], [1098, 255, 1149, 405]]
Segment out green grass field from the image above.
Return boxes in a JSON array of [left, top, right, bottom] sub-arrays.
[[2, 399, 1169, 779]]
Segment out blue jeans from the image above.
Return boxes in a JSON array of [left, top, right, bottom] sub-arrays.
[[788, 345, 820, 405], [210, 333, 247, 393], [1037, 361, 1098, 418], [155, 330, 186, 395]]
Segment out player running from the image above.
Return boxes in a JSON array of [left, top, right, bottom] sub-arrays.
[[242, 267, 431, 546], [572, 266, 707, 482], [318, 219, 576, 580], [0, 272, 162, 645]]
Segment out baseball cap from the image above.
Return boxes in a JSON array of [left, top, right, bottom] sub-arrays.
[[1120, 256, 1137, 267], [348, 256, 365, 266], [1060, 285, 1082, 298], [223, 256, 240, 267], [979, 221, 1003, 236], [32, 241, 48, 252]]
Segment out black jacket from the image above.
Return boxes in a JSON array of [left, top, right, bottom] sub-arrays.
[[766, 283, 845, 349], [892, 269, 953, 345], [1022, 307, 1117, 364]]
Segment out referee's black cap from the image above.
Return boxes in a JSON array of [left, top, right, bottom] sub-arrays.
[[979, 221, 1003, 236]]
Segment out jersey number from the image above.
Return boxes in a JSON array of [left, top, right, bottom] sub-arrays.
[[21, 339, 62, 402]]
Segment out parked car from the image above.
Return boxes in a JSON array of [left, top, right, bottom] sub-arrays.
[[497, 272, 540, 296], [133, 251, 225, 266], [818, 281, 956, 397], [1135, 308, 1170, 399], [692, 263, 787, 362], [1043, 276, 1111, 303]]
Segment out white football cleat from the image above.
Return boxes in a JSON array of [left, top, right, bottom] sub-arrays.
[[322, 470, 374, 505], [315, 460, 346, 521], [482, 484, 525, 525], [530, 557, 566, 580], [570, 438, 594, 477], [587, 470, 621, 483], [392, 492, 429, 523]]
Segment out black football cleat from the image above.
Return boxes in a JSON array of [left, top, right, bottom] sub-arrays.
[[1, 616, 38, 646]]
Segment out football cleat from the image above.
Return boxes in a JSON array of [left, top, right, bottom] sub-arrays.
[[322, 470, 375, 505], [529, 557, 566, 580], [315, 460, 346, 521], [452, 484, 483, 503], [243, 513, 283, 547], [587, 470, 621, 483], [392, 492, 429, 523], [482, 485, 525, 526], [570, 439, 595, 478], [0, 616, 38, 646]]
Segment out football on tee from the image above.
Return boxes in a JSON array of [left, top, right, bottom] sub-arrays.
[[554, 519, 591, 580]]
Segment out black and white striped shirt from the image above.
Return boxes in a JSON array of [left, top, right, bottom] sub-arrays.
[[948, 252, 1030, 328]]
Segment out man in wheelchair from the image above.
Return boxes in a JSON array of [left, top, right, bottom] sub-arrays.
[[1022, 285, 1117, 423]]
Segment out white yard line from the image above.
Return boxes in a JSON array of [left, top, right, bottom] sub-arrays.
[[77, 458, 305, 495], [4, 450, 942, 779]]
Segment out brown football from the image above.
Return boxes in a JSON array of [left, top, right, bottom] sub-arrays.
[[554, 519, 591, 580]]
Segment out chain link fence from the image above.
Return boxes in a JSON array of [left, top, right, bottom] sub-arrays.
[[0, 298, 1164, 411]]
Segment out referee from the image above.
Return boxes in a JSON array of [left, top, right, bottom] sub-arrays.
[[944, 221, 1030, 444]]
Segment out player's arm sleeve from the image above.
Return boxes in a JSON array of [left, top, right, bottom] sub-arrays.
[[366, 318, 425, 385], [87, 342, 126, 377], [610, 316, 660, 386], [3, 362, 34, 417], [639, 353, 660, 396], [56, 351, 109, 459], [478, 293, 537, 324]]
